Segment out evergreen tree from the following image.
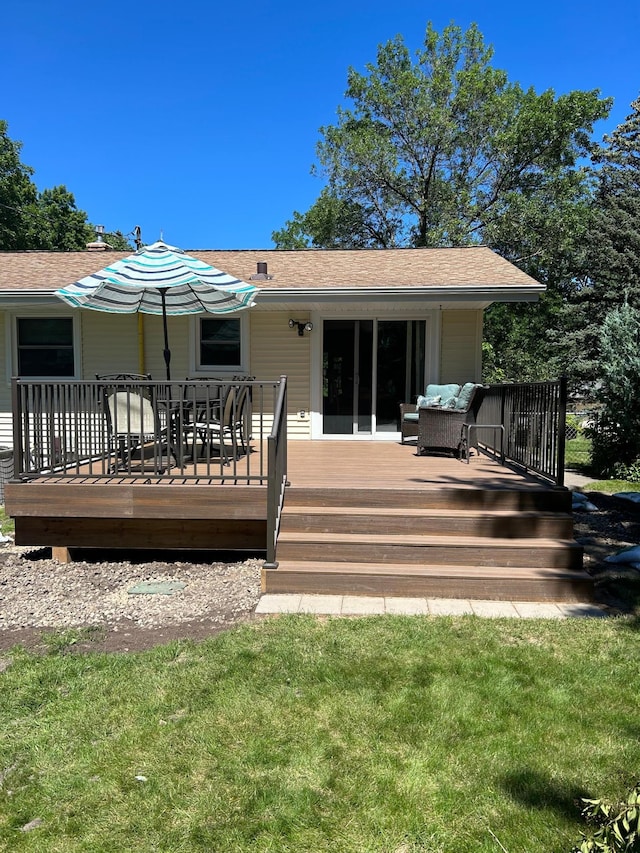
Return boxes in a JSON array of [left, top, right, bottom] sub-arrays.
[[558, 96, 640, 391], [590, 302, 640, 477]]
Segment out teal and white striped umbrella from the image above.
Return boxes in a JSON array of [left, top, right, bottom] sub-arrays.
[[56, 241, 258, 379]]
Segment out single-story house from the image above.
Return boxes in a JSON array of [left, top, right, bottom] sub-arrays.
[[0, 247, 591, 602], [0, 244, 543, 444]]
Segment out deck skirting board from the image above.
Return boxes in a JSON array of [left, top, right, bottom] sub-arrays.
[[14, 517, 267, 551]]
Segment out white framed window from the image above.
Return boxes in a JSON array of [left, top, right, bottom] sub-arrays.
[[193, 314, 249, 374], [14, 315, 78, 378]]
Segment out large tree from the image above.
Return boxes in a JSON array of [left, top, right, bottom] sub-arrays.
[[0, 119, 132, 252], [273, 22, 610, 254], [556, 96, 640, 389], [0, 119, 39, 249], [273, 22, 611, 382], [27, 185, 93, 250]]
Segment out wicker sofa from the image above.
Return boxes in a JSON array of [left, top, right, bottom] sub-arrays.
[[400, 383, 485, 457]]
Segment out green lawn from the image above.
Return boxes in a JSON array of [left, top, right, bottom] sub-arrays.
[[0, 506, 14, 535], [565, 436, 592, 468], [1, 616, 639, 852], [582, 480, 640, 494]]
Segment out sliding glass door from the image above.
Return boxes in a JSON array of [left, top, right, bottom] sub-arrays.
[[322, 319, 426, 436]]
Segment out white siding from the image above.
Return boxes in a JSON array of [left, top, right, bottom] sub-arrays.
[[81, 312, 141, 377], [440, 310, 482, 383], [250, 311, 311, 438], [0, 315, 11, 446], [81, 312, 192, 381]]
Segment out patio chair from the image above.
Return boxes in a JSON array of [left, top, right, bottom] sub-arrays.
[[417, 384, 486, 458], [185, 382, 252, 464], [96, 373, 152, 382], [400, 382, 462, 444], [101, 380, 172, 474]]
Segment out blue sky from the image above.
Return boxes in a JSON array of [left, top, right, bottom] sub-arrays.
[[3, 0, 638, 250]]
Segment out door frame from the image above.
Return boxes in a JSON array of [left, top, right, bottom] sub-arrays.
[[310, 311, 440, 440]]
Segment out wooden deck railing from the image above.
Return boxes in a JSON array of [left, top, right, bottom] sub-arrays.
[[476, 378, 567, 487], [11, 377, 286, 484]]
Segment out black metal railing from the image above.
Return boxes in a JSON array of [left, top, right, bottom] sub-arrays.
[[265, 376, 288, 567], [11, 377, 286, 484], [476, 378, 567, 487]]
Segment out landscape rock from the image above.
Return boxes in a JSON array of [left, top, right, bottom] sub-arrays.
[[0, 540, 262, 651]]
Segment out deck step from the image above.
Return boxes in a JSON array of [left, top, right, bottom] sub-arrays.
[[263, 561, 594, 602], [280, 506, 573, 538], [285, 487, 571, 513], [276, 532, 583, 569]]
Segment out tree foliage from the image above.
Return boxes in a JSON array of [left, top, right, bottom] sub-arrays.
[[273, 22, 610, 254], [591, 95, 640, 307], [29, 185, 93, 250], [0, 119, 131, 252], [0, 119, 38, 249], [273, 22, 614, 383], [590, 303, 640, 477], [558, 96, 640, 390]]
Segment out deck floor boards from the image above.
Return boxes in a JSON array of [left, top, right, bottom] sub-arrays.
[[286, 441, 554, 492], [21, 440, 550, 492]]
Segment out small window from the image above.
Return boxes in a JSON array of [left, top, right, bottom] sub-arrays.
[[17, 317, 75, 377], [199, 317, 242, 368]]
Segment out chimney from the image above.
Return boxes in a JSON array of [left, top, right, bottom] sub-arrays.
[[86, 224, 113, 251], [249, 261, 272, 281]]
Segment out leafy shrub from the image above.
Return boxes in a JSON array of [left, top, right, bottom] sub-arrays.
[[572, 782, 640, 852], [611, 460, 640, 483]]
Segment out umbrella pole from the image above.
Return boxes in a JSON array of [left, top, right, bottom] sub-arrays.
[[159, 288, 171, 381]]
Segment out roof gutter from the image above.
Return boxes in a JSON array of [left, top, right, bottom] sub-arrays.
[[0, 283, 545, 307], [254, 285, 545, 304]]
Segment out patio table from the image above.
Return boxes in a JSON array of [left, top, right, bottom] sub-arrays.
[[158, 392, 223, 467]]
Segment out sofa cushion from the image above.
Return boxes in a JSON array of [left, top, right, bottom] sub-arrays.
[[425, 383, 461, 402], [454, 382, 479, 411], [403, 411, 419, 422]]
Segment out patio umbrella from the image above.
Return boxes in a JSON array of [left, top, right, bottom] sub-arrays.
[[55, 240, 258, 380]]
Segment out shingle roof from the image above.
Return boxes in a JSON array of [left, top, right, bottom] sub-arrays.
[[0, 246, 542, 293]]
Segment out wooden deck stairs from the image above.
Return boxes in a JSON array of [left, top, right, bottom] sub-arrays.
[[262, 485, 592, 602]]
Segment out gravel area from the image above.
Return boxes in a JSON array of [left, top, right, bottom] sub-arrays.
[[571, 489, 640, 613], [0, 544, 263, 652]]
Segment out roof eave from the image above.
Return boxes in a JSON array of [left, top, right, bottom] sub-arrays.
[[0, 284, 545, 308], [255, 285, 545, 304]]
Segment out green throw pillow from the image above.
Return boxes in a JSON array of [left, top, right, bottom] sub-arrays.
[[455, 382, 478, 411]]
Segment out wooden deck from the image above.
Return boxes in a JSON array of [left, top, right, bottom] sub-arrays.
[[4, 440, 592, 602], [286, 440, 555, 491]]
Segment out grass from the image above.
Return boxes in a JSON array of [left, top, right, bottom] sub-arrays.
[[1, 616, 640, 852], [565, 437, 592, 468], [581, 480, 640, 493], [0, 506, 14, 535]]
